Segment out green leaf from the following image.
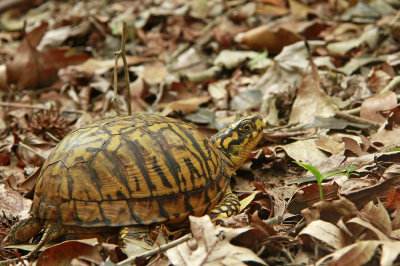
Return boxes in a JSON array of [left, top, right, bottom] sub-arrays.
[[249, 50, 268, 65], [345, 165, 358, 171], [337, 165, 359, 177], [294, 161, 322, 180], [322, 171, 340, 179], [385, 148, 400, 153]]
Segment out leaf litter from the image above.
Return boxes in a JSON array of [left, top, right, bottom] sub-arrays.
[[1, 0, 400, 265]]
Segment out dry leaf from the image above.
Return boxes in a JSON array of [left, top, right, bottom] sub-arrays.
[[315, 135, 345, 155], [166, 215, 265, 266], [299, 220, 345, 250], [142, 63, 168, 85], [346, 217, 391, 241], [279, 139, 329, 165], [317, 240, 400, 266], [316, 240, 379, 266], [236, 25, 302, 54], [6, 23, 89, 90], [359, 201, 392, 237], [36, 239, 103, 266], [160, 96, 211, 116], [289, 68, 338, 124], [367, 68, 392, 93], [0, 184, 31, 218], [289, 0, 314, 19], [301, 198, 358, 224], [342, 164, 400, 208], [287, 183, 340, 214], [360, 91, 397, 123]]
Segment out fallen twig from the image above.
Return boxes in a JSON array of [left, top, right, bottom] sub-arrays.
[[19, 142, 46, 160], [116, 234, 191, 265], [334, 111, 381, 129], [0, 102, 84, 114]]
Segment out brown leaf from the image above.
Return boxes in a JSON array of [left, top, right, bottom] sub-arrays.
[[342, 164, 400, 209], [315, 135, 345, 155], [289, 0, 314, 19], [142, 62, 168, 85], [165, 215, 265, 266], [256, 3, 290, 16], [287, 183, 340, 214], [160, 96, 211, 116], [6, 23, 89, 90], [18, 166, 41, 192], [385, 187, 400, 210], [359, 201, 392, 237], [316, 240, 380, 266], [213, 18, 248, 48], [299, 220, 345, 250], [0, 134, 15, 166], [249, 194, 273, 220], [0, 184, 31, 218], [16, 134, 53, 166], [340, 178, 377, 196], [346, 217, 391, 241], [249, 210, 277, 236], [360, 91, 397, 123], [342, 136, 363, 157], [371, 105, 400, 147], [236, 25, 302, 54], [301, 198, 358, 225], [0, 64, 7, 91], [279, 139, 329, 166], [289, 69, 337, 125], [367, 68, 392, 93], [36, 239, 103, 266], [2, 166, 26, 191]]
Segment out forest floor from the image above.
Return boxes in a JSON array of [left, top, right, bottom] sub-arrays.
[[1, 0, 400, 265]]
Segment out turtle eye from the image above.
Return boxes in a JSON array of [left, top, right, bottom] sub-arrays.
[[239, 121, 253, 133]]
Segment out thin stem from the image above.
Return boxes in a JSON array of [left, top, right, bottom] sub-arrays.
[[112, 21, 131, 116], [113, 52, 121, 116], [120, 21, 131, 115], [318, 181, 323, 200], [19, 142, 46, 160]]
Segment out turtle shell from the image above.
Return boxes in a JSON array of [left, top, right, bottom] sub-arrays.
[[32, 113, 233, 227]]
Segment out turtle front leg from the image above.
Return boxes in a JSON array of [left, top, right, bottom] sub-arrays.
[[209, 186, 240, 219], [5, 216, 43, 244]]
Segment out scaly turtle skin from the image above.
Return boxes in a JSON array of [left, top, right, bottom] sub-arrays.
[[6, 113, 265, 257]]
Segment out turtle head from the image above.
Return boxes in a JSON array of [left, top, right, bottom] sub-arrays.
[[211, 115, 265, 171]]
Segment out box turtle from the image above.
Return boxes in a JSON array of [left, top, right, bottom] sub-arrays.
[[5, 113, 265, 259]]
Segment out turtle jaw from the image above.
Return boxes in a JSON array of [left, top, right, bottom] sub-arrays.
[[211, 115, 266, 171]]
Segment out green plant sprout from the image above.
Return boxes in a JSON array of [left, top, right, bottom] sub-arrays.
[[385, 148, 400, 153], [293, 161, 340, 200], [249, 50, 268, 65], [294, 162, 360, 200], [337, 165, 359, 178]]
